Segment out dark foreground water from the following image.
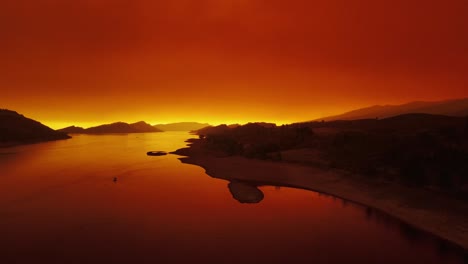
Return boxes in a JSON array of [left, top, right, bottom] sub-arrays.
[[0, 132, 466, 264]]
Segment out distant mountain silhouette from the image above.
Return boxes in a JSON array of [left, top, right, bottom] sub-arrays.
[[130, 121, 159, 132], [0, 109, 70, 146], [197, 122, 275, 136], [58, 121, 162, 134], [153, 122, 210, 131], [301, 113, 466, 134], [318, 98, 468, 121], [59, 126, 86, 134]]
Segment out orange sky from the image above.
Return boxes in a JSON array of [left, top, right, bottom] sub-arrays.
[[1, 0, 467, 128]]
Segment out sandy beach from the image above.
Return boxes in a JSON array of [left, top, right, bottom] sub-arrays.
[[173, 139, 468, 251]]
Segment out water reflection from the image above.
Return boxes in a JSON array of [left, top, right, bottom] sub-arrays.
[[363, 205, 468, 262], [196, 169, 467, 263], [226, 183, 468, 262], [1, 133, 467, 264]]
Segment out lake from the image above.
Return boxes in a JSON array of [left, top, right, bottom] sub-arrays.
[[0, 132, 465, 263]]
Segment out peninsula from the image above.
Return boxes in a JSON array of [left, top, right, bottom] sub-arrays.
[[174, 114, 468, 250]]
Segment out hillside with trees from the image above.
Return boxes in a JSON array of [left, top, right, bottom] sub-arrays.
[[195, 114, 468, 198]]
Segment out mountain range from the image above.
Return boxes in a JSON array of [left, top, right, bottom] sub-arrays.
[[153, 122, 210, 131], [317, 98, 468, 121], [2, 97, 467, 147], [59, 121, 211, 134], [59, 121, 162, 134]]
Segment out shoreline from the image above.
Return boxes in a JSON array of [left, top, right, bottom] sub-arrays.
[[173, 139, 468, 251]]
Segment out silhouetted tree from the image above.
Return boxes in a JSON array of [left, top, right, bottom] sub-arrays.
[[465, 116, 468, 135], [400, 159, 427, 187], [295, 126, 314, 143], [437, 171, 455, 191], [399, 222, 424, 244]]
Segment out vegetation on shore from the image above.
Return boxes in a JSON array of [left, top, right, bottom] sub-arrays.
[[195, 114, 468, 198]]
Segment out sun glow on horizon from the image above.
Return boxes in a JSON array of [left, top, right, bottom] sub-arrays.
[[42, 118, 306, 130], [2, 1, 467, 130]]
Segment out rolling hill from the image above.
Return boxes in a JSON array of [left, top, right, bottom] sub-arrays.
[[0, 109, 70, 147], [318, 98, 468, 121]]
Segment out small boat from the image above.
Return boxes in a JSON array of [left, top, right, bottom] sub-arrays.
[[147, 151, 167, 156]]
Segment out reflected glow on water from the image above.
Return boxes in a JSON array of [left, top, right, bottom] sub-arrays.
[[0, 132, 465, 263]]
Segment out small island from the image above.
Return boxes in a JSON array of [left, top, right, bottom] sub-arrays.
[[147, 151, 167, 156], [228, 181, 264, 203]]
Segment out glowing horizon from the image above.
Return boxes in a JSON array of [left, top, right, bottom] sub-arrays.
[[13, 95, 465, 130], [32, 115, 312, 130], [1, 1, 467, 126]]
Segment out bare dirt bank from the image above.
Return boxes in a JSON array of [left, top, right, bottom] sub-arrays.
[[173, 139, 468, 251]]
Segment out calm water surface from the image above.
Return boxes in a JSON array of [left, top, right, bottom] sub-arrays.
[[0, 132, 465, 263]]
